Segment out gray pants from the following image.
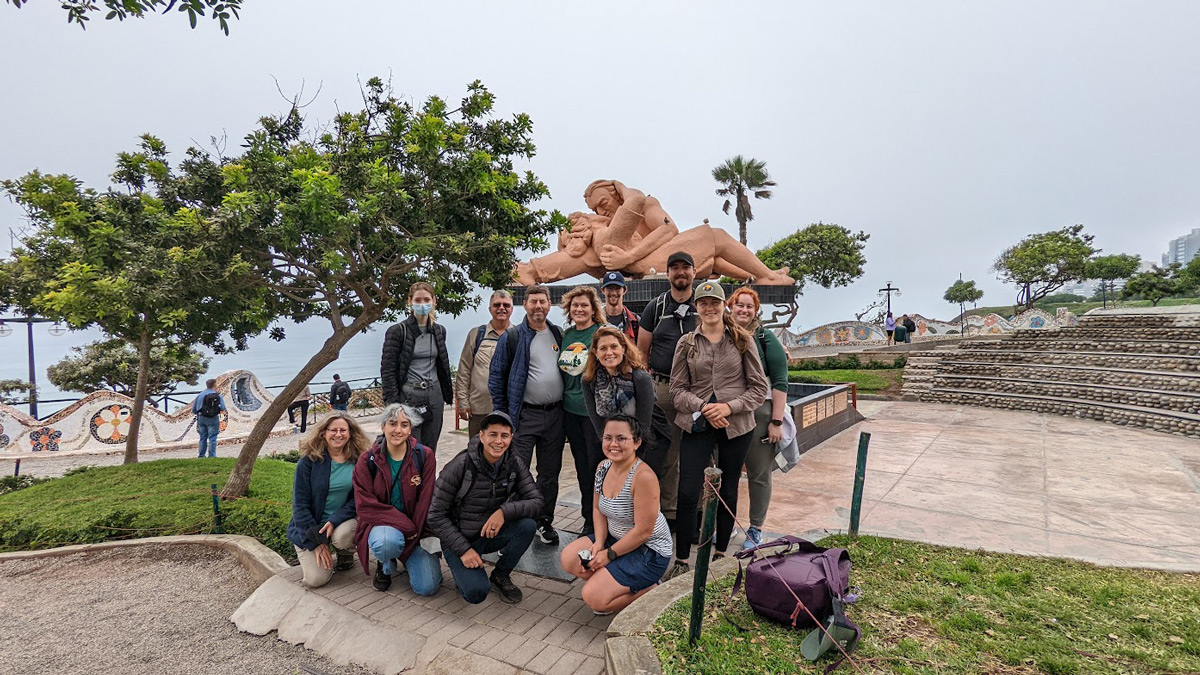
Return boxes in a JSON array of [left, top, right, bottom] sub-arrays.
[[511, 404, 566, 526], [744, 402, 776, 528], [652, 378, 682, 521], [294, 518, 357, 588], [403, 383, 444, 453]]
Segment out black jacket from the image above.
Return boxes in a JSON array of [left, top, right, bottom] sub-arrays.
[[381, 315, 453, 406], [427, 437, 542, 557]]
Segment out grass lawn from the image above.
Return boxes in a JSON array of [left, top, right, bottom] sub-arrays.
[[0, 458, 297, 560], [651, 536, 1200, 675], [789, 369, 903, 395]]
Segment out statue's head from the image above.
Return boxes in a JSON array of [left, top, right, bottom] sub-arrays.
[[584, 179, 622, 217]]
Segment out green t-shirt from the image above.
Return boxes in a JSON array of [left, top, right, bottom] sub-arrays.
[[754, 327, 791, 394], [387, 454, 405, 512], [559, 323, 600, 416], [321, 460, 353, 524]]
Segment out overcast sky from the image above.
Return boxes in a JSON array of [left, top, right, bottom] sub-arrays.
[[3, 0, 1199, 332]]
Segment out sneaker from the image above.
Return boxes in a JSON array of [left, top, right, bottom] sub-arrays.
[[335, 552, 355, 572], [742, 526, 763, 550], [712, 552, 726, 562], [490, 571, 523, 604], [663, 561, 691, 581], [372, 562, 392, 592], [536, 523, 560, 546], [592, 609, 614, 616]]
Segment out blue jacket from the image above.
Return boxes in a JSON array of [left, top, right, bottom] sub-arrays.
[[488, 318, 562, 422], [286, 451, 358, 551], [192, 388, 226, 414]]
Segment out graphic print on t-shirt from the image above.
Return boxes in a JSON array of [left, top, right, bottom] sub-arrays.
[[558, 341, 589, 377]]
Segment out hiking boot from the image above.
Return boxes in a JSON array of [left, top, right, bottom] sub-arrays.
[[372, 562, 392, 592], [335, 552, 355, 572], [663, 561, 690, 581], [742, 526, 763, 550], [536, 522, 560, 546], [490, 571, 523, 604], [712, 552, 726, 562]]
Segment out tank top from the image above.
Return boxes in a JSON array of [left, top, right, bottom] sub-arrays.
[[595, 459, 673, 559]]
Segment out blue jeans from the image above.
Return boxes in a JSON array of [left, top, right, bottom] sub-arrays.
[[367, 526, 443, 596], [443, 517, 537, 604], [196, 415, 220, 458], [332, 403, 348, 411]]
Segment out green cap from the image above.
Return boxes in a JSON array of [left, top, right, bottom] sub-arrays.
[[693, 281, 726, 303]]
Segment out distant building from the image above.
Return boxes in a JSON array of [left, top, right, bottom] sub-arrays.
[[1162, 228, 1200, 266]]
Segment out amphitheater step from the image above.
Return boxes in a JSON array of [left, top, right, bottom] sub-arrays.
[[1013, 327, 1200, 341], [922, 388, 1200, 438], [930, 361, 1200, 394], [945, 350, 1200, 373], [932, 375, 1200, 415], [970, 339, 1200, 356]]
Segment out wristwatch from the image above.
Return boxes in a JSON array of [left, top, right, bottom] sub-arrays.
[[607, 546, 619, 561], [769, 419, 783, 427]]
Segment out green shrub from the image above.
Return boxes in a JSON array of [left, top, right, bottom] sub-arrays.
[[0, 474, 49, 496]]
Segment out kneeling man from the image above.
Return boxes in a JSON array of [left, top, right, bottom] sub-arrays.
[[428, 411, 542, 604]]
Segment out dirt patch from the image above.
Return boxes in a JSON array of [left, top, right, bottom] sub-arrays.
[[0, 544, 369, 675]]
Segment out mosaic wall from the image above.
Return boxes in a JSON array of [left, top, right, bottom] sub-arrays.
[[0, 370, 276, 459], [778, 307, 1078, 348]]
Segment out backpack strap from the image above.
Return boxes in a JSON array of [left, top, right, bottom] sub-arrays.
[[503, 326, 520, 371], [472, 324, 488, 356]]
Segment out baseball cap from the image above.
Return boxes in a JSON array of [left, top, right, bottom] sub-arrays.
[[693, 281, 726, 302], [479, 411, 514, 431], [667, 251, 694, 268], [601, 271, 626, 288]]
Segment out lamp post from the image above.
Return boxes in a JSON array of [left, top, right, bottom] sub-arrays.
[[877, 281, 901, 316], [0, 316, 65, 419]]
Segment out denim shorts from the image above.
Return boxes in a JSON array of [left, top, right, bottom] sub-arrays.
[[587, 534, 670, 592]]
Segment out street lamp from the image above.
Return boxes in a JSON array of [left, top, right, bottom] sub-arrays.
[[0, 315, 62, 418], [877, 281, 902, 316]]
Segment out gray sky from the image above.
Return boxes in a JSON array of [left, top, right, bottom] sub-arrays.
[[3, 0, 1199, 332]]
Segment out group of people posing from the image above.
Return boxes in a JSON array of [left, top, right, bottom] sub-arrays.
[[287, 252, 792, 614]]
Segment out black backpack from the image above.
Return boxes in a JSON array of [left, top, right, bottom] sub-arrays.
[[199, 392, 221, 418]]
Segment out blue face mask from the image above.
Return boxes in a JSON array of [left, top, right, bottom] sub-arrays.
[[412, 303, 433, 317]]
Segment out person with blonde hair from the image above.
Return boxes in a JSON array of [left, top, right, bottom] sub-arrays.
[[381, 282, 453, 451], [558, 285, 606, 534], [286, 411, 372, 588]]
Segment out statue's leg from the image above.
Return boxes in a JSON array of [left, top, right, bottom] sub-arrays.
[[711, 229, 792, 283], [521, 251, 591, 285]]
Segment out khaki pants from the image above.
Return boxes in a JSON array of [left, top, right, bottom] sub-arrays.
[[467, 412, 486, 440], [744, 402, 775, 528], [653, 378, 682, 521], [294, 518, 357, 588]]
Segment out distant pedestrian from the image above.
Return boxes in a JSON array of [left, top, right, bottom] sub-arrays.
[[902, 314, 917, 343], [892, 321, 908, 344], [381, 282, 454, 452], [884, 312, 896, 345], [455, 290, 514, 439], [329, 374, 351, 412], [192, 378, 225, 458], [288, 385, 312, 433]]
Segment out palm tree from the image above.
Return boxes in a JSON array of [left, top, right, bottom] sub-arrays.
[[712, 155, 776, 246]]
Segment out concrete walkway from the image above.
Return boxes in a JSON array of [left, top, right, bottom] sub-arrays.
[[755, 400, 1200, 571]]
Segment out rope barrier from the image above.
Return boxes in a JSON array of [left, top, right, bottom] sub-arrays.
[[702, 475, 866, 674]]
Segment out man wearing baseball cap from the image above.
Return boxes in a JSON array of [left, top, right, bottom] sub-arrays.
[[600, 271, 640, 341], [636, 251, 698, 531]]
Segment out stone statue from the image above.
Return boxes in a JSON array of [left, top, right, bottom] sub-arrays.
[[514, 180, 794, 285]]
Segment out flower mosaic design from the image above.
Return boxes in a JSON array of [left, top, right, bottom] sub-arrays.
[[853, 325, 873, 341], [1030, 316, 1045, 328], [29, 426, 62, 452], [90, 404, 132, 444], [219, 410, 229, 432]]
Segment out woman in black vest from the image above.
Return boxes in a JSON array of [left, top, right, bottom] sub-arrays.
[[380, 282, 453, 451]]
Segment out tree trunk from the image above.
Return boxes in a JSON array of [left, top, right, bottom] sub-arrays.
[[222, 313, 377, 497], [123, 329, 153, 464]]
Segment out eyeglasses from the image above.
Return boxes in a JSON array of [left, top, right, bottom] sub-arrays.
[[602, 435, 633, 445], [492, 302, 512, 309], [326, 429, 349, 435]]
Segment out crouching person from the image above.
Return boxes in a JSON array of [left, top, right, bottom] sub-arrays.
[[428, 411, 542, 604], [286, 412, 370, 588], [352, 404, 443, 595], [561, 415, 672, 614]]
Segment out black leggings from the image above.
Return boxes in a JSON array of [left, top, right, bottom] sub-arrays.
[[675, 427, 752, 559], [564, 412, 602, 530]]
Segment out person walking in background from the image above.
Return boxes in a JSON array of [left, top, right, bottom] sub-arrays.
[[600, 271, 640, 341], [892, 318, 908, 345], [727, 288, 790, 550], [286, 411, 371, 588], [428, 411, 542, 604], [329, 374, 351, 412], [902, 314, 917, 343], [380, 282, 454, 452], [488, 285, 566, 547], [558, 286, 605, 536], [352, 404, 442, 595], [560, 415, 673, 615], [884, 312, 896, 345], [637, 251, 698, 531], [455, 289, 514, 439], [193, 378, 225, 458], [666, 281, 769, 579], [288, 385, 312, 433]]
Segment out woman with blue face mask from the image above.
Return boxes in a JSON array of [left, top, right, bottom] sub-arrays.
[[381, 282, 454, 452]]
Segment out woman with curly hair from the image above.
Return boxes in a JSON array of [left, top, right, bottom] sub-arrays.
[[559, 285, 606, 534]]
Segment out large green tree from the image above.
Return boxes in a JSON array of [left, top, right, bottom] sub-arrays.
[[944, 279, 984, 329], [47, 338, 209, 402], [5, 0, 241, 33], [992, 224, 1097, 310], [757, 222, 869, 293], [1, 135, 273, 463], [217, 78, 562, 496], [712, 155, 775, 246], [1085, 253, 1141, 308], [1122, 264, 1183, 306], [1177, 255, 1200, 295]]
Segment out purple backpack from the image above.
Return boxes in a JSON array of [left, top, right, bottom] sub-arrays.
[[733, 536, 861, 663]]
